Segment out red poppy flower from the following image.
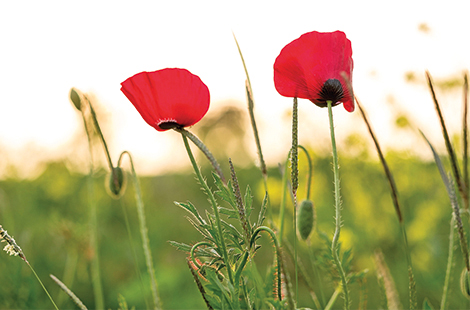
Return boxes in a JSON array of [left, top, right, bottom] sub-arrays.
[[274, 31, 354, 112], [121, 68, 210, 131]]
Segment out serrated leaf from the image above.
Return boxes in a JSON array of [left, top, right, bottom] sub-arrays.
[[219, 207, 239, 219], [168, 240, 193, 252], [244, 185, 253, 218], [256, 193, 268, 227]]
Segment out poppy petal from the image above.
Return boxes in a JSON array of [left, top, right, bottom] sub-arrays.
[[121, 68, 210, 131], [274, 31, 354, 112]]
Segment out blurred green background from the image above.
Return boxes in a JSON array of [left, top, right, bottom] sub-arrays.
[[0, 145, 467, 309]]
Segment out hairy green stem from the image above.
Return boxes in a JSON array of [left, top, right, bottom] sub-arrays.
[[327, 100, 350, 310], [291, 97, 299, 305], [118, 151, 161, 310], [175, 128, 226, 184], [250, 226, 282, 301], [181, 134, 233, 284], [279, 160, 289, 244]]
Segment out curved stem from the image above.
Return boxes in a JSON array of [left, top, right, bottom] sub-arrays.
[[118, 151, 161, 309], [190, 241, 213, 270], [174, 128, 226, 184], [298, 145, 313, 201], [251, 226, 282, 302], [327, 101, 350, 310], [181, 134, 233, 284], [84, 95, 114, 172]]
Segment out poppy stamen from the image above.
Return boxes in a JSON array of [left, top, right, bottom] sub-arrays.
[[316, 79, 344, 107]]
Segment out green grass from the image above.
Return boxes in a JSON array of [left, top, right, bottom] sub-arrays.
[[0, 147, 464, 309]]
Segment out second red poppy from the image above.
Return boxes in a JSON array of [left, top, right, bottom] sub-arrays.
[[273, 31, 354, 112]]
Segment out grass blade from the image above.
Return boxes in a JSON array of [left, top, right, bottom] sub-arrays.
[[50, 274, 88, 310], [426, 71, 468, 207]]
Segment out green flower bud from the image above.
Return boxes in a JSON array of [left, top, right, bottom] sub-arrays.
[[297, 199, 315, 240], [106, 167, 127, 199], [461, 268, 470, 299], [69, 88, 82, 111]]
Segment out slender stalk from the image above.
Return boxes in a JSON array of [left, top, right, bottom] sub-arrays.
[[441, 215, 456, 310], [357, 99, 416, 309], [232, 33, 267, 179], [80, 108, 104, 310], [180, 134, 233, 284], [290, 97, 299, 304], [426, 71, 468, 207], [28, 263, 59, 310], [463, 73, 469, 206], [50, 274, 88, 310], [250, 226, 282, 301], [327, 100, 350, 310], [174, 128, 226, 184], [298, 145, 313, 200], [323, 285, 342, 310], [84, 95, 114, 171], [118, 151, 161, 310], [119, 199, 151, 310], [279, 160, 289, 244]]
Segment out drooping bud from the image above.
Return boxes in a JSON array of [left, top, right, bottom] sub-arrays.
[[461, 268, 470, 299], [297, 200, 315, 240], [106, 167, 127, 199], [69, 88, 83, 111]]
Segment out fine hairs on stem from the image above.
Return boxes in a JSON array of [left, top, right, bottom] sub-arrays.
[[180, 133, 234, 285], [327, 100, 350, 310]]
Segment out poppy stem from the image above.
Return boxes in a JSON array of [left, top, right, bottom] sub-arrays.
[[174, 128, 226, 185], [180, 134, 234, 285], [327, 100, 350, 310], [118, 151, 161, 310], [291, 97, 299, 305]]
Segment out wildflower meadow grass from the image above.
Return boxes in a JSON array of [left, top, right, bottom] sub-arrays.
[[0, 30, 469, 310]]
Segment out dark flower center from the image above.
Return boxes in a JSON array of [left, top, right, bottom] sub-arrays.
[[315, 78, 344, 107], [159, 121, 183, 130]]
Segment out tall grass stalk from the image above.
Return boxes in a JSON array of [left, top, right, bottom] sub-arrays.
[[233, 33, 272, 225], [356, 99, 416, 309], [327, 100, 350, 310], [232, 33, 267, 181], [118, 198, 151, 310], [180, 134, 234, 285], [71, 90, 105, 309], [50, 274, 88, 310], [0, 225, 59, 310], [118, 151, 161, 310], [463, 73, 469, 204], [441, 216, 456, 310], [426, 72, 468, 208]]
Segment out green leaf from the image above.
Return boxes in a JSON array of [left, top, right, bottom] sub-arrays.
[[423, 298, 435, 310]]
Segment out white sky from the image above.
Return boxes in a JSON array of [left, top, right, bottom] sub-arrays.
[[1, 1, 469, 177]]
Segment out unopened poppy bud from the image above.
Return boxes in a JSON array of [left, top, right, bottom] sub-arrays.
[[69, 88, 82, 111], [297, 199, 315, 240], [461, 268, 470, 299], [106, 167, 127, 199]]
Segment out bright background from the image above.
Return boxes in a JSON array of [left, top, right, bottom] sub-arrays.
[[0, 0, 469, 177]]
